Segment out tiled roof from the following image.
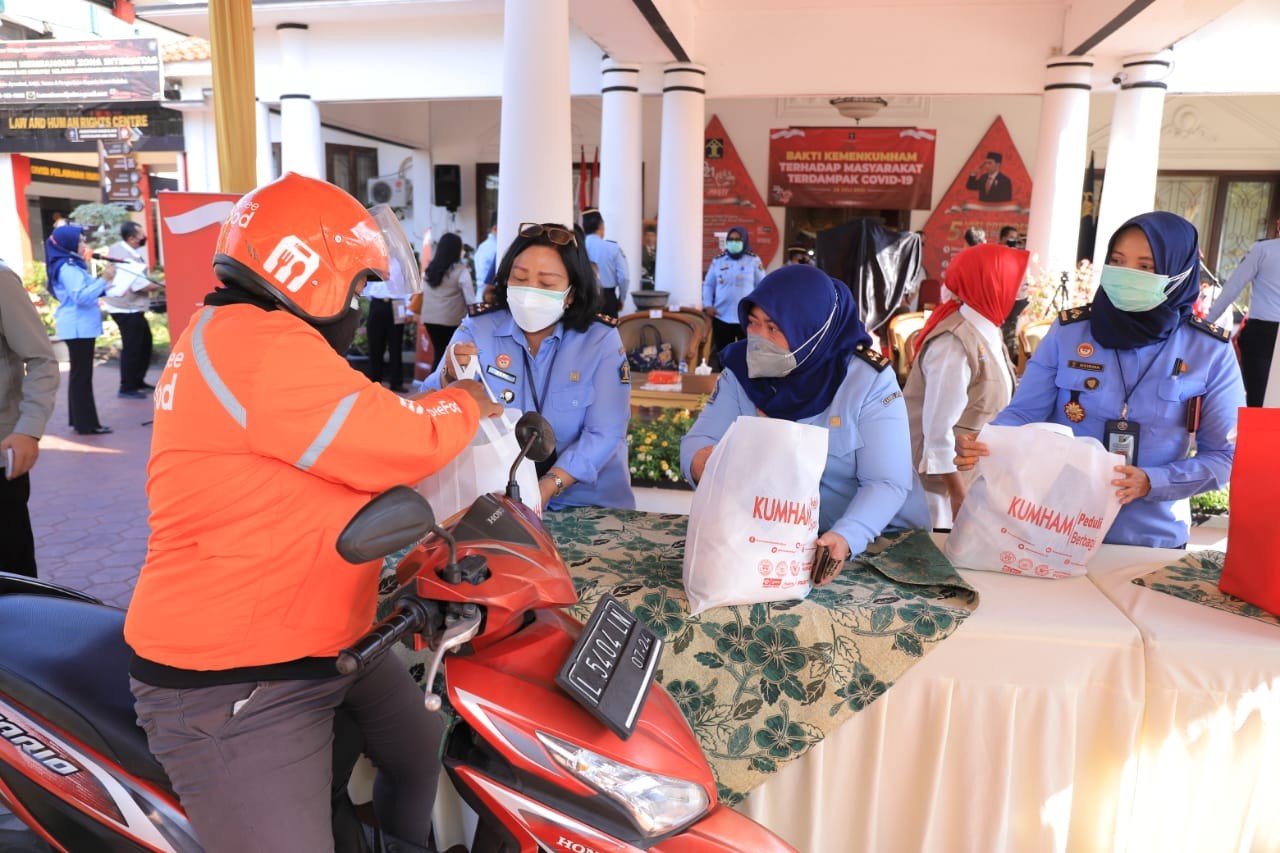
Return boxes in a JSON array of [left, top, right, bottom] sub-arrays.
[[161, 36, 211, 63]]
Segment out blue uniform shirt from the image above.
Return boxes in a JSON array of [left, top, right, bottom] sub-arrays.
[[680, 356, 929, 556], [419, 308, 636, 511], [702, 253, 765, 321], [53, 265, 107, 340], [992, 308, 1243, 548], [584, 234, 630, 303], [472, 233, 498, 287]]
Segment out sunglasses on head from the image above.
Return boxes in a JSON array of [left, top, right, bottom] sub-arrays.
[[518, 222, 577, 247]]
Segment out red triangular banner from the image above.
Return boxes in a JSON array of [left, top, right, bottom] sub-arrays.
[[703, 115, 779, 270], [921, 116, 1032, 284]]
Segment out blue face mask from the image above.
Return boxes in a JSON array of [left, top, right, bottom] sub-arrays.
[[725, 240, 744, 255], [1099, 264, 1187, 313]]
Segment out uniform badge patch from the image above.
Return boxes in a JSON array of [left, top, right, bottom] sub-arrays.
[[1077, 342, 1095, 358], [496, 354, 512, 369], [618, 360, 630, 385], [1084, 376, 1100, 390], [500, 388, 515, 403], [570, 371, 581, 382]]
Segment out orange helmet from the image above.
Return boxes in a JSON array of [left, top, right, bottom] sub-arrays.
[[213, 172, 417, 324]]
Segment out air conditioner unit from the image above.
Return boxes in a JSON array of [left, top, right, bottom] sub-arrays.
[[367, 176, 408, 207]]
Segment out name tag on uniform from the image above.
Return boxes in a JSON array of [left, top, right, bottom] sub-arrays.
[[486, 365, 517, 384], [1067, 359, 1104, 373]]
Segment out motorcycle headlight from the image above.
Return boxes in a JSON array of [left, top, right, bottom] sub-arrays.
[[537, 732, 710, 837]]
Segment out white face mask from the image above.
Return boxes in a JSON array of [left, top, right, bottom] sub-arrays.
[[507, 285, 569, 332]]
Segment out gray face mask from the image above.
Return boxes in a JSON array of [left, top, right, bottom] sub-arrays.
[[745, 336, 797, 378], [743, 299, 839, 379]]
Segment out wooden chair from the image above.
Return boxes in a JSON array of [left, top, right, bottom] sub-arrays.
[[664, 308, 713, 365], [616, 310, 704, 367], [1017, 320, 1053, 376], [886, 311, 927, 384]]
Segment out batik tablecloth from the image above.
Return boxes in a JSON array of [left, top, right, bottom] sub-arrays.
[[1131, 549, 1280, 628], [542, 508, 978, 804]]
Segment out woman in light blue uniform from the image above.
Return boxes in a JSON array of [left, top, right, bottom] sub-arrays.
[[681, 265, 928, 579], [420, 222, 634, 511], [702, 225, 765, 366], [45, 224, 115, 435], [958, 211, 1243, 548]]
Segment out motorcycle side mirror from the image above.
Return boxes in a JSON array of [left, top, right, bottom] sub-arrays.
[[507, 412, 556, 505], [515, 412, 556, 463], [337, 485, 436, 564]]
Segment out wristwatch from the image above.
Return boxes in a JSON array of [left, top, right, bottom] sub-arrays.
[[543, 473, 565, 498]]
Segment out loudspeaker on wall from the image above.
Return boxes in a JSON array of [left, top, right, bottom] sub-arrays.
[[433, 164, 461, 211]]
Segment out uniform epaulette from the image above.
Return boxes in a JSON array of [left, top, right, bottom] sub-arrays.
[[853, 343, 890, 372], [1188, 314, 1231, 342], [594, 313, 619, 327], [467, 301, 500, 318], [1058, 305, 1091, 325]]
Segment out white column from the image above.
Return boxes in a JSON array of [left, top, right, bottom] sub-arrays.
[[1024, 56, 1093, 285], [255, 100, 274, 187], [496, 0, 572, 254], [0, 155, 29, 270], [656, 63, 706, 309], [181, 108, 220, 192], [409, 149, 433, 255], [277, 23, 324, 179], [1093, 51, 1173, 262], [599, 57, 643, 314]]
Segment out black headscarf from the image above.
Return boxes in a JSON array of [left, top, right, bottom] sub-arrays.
[[424, 232, 463, 289], [1089, 211, 1200, 350]]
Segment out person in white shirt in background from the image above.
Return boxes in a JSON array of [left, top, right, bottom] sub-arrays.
[[104, 221, 159, 399], [363, 255, 411, 392], [418, 232, 474, 371], [904, 243, 1029, 528], [472, 211, 499, 299], [1206, 216, 1280, 406]]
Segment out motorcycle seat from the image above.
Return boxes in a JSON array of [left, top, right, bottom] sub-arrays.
[[0, 594, 173, 796]]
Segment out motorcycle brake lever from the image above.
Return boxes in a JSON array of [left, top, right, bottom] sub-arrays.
[[421, 611, 482, 711]]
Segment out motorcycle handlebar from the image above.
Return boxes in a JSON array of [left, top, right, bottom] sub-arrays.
[[336, 597, 437, 675]]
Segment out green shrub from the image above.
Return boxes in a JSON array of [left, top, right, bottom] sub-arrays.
[[628, 405, 701, 486], [1190, 486, 1230, 515]]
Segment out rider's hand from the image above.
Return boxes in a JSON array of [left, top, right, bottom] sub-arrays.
[[704, 306, 718, 318], [442, 342, 478, 385], [451, 379, 502, 418], [1, 433, 38, 479], [954, 434, 989, 472], [1111, 463, 1151, 505]]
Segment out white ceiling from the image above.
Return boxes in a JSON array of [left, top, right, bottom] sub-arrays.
[[136, 0, 1266, 97]]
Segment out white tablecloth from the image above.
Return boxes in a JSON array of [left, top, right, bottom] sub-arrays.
[[740, 546, 1145, 853], [1088, 543, 1280, 853]]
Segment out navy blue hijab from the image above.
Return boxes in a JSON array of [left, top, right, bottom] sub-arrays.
[[1090, 211, 1200, 350], [724, 225, 749, 259], [722, 265, 872, 421], [45, 224, 88, 295]]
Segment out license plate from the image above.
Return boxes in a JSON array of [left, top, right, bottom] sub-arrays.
[[556, 595, 663, 740]]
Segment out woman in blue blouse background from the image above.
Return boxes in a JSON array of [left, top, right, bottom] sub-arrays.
[[46, 224, 115, 435]]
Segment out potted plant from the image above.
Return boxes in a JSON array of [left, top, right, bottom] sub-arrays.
[[1190, 486, 1229, 527], [627, 406, 701, 490]]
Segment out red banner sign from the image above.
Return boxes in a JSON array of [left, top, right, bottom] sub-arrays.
[[920, 116, 1032, 283], [157, 191, 240, 340], [766, 127, 936, 210], [703, 115, 778, 271], [0, 39, 162, 105]]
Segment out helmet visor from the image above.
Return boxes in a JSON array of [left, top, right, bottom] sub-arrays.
[[368, 204, 422, 297]]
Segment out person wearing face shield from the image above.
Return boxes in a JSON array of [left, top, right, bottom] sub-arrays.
[[420, 222, 636, 512], [124, 173, 503, 853], [955, 211, 1244, 549], [680, 265, 930, 583], [702, 225, 765, 369]]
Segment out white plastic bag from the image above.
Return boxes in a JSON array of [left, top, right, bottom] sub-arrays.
[[683, 416, 828, 614], [943, 422, 1122, 578], [415, 353, 542, 522]]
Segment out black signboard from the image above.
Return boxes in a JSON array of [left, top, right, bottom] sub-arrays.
[[27, 158, 100, 187], [556, 595, 662, 740], [0, 105, 183, 153], [99, 140, 142, 210], [0, 39, 162, 105]]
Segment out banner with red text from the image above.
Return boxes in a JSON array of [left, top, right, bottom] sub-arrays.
[[920, 116, 1032, 282], [704, 116, 778, 271], [157, 191, 239, 339], [766, 126, 936, 210]]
